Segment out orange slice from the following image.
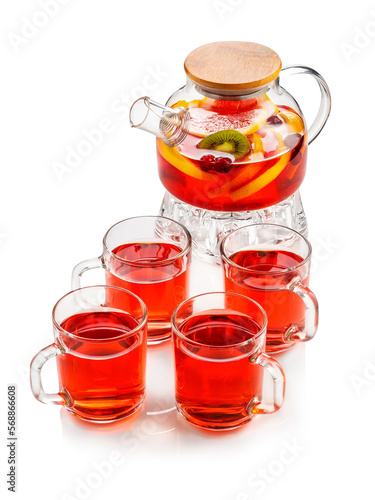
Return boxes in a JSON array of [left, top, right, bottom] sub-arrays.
[[207, 126, 285, 198], [280, 111, 304, 134], [271, 128, 284, 151], [256, 125, 286, 157], [157, 138, 215, 181], [172, 98, 206, 110], [230, 153, 291, 201], [207, 163, 265, 199], [261, 94, 279, 117], [248, 133, 264, 154]]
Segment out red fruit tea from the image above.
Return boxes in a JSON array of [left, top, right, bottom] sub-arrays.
[[58, 310, 146, 422], [224, 249, 307, 352], [157, 96, 307, 212], [173, 311, 263, 430], [106, 242, 190, 342]]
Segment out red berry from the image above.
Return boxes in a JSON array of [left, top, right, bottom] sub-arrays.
[[218, 157, 232, 164], [267, 115, 283, 126], [200, 154, 216, 172], [200, 155, 216, 163], [200, 163, 212, 172], [214, 157, 232, 173]]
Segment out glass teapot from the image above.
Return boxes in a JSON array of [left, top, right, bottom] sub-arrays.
[[130, 41, 331, 213]]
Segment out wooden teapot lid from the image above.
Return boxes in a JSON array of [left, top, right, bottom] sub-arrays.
[[184, 41, 282, 92]]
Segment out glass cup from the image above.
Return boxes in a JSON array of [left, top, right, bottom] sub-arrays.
[[221, 223, 319, 353], [30, 285, 148, 423], [171, 292, 285, 431], [72, 216, 192, 344]]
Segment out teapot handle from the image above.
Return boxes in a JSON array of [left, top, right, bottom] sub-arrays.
[[279, 65, 331, 145]]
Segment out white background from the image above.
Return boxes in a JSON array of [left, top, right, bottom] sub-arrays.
[[1, 0, 375, 499]]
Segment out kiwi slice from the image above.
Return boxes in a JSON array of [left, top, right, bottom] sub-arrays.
[[198, 130, 250, 159]]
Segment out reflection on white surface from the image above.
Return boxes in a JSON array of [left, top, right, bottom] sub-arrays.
[[59, 329, 307, 444], [57, 333, 308, 500], [190, 254, 224, 296], [23, 259, 311, 500], [58, 260, 309, 492]]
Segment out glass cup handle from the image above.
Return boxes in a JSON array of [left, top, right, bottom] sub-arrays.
[[71, 256, 103, 289], [248, 352, 285, 415], [30, 344, 66, 405], [279, 65, 331, 145], [285, 276, 319, 343]]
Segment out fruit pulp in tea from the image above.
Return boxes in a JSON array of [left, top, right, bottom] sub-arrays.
[[106, 242, 189, 341], [174, 311, 263, 430], [157, 95, 307, 211], [223, 249, 307, 353], [58, 311, 146, 422]]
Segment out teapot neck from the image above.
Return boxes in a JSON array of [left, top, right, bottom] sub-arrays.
[[187, 78, 273, 101]]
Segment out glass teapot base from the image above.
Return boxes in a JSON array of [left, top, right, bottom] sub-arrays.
[[159, 191, 308, 264]]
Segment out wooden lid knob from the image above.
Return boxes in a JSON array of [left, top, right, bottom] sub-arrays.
[[184, 41, 282, 92]]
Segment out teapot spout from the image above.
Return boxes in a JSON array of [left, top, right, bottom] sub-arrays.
[[129, 97, 190, 147]]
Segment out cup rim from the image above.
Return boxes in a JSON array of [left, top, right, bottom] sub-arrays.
[[220, 223, 312, 275], [102, 215, 192, 266], [171, 291, 267, 349], [52, 285, 148, 342]]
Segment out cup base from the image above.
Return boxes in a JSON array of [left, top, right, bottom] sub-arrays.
[[147, 321, 172, 345], [265, 329, 298, 354], [266, 343, 296, 354], [176, 403, 255, 431], [64, 395, 145, 424]]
